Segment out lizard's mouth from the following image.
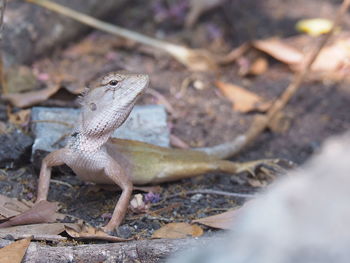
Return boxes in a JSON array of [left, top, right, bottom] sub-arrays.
[[138, 87, 147, 96]]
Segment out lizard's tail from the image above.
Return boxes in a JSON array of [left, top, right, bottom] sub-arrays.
[[196, 135, 247, 160], [151, 159, 275, 184]]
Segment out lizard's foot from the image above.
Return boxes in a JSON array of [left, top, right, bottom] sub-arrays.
[[237, 159, 295, 178], [34, 197, 47, 205], [101, 223, 116, 233], [100, 220, 122, 234], [100, 225, 115, 235]]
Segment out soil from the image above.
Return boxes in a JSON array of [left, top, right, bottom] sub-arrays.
[[1, 0, 350, 241]]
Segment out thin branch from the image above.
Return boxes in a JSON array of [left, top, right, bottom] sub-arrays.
[[142, 214, 174, 223], [167, 189, 255, 199], [216, 43, 250, 65], [31, 119, 73, 128], [266, 0, 350, 120], [50, 179, 74, 188], [199, 0, 350, 159], [26, 0, 218, 71]]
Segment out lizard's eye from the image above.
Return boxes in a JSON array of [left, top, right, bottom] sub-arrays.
[[109, 80, 119, 86]]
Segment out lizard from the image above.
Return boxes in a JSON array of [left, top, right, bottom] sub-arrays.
[[36, 71, 284, 232]]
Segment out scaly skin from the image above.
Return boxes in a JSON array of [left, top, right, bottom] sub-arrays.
[[105, 138, 280, 185], [36, 72, 149, 232], [36, 72, 282, 232]]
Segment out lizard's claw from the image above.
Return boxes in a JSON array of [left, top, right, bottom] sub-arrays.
[[100, 225, 116, 235], [99, 227, 116, 236], [237, 159, 295, 178]]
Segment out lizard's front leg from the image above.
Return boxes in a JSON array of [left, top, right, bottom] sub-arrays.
[[36, 149, 68, 203], [102, 158, 133, 232]]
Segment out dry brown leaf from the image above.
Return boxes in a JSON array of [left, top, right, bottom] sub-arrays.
[[249, 57, 268, 76], [193, 202, 255, 229], [152, 222, 203, 239], [311, 39, 350, 72], [0, 223, 76, 240], [253, 38, 304, 66], [292, 35, 350, 82], [8, 109, 31, 126], [217, 43, 250, 65], [4, 65, 39, 94], [289, 39, 350, 73], [0, 237, 31, 263], [0, 200, 59, 228], [192, 209, 238, 229], [65, 223, 130, 242], [216, 81, 271, 113], [252, 34, 350, 83], [2, 84, 61, 108], [0, 194, 33, 219]]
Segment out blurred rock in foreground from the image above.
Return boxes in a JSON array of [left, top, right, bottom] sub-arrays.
[[169, 132, 350, 263]]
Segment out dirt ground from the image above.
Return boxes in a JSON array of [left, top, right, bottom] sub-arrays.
[[1, 0, 350, 240]]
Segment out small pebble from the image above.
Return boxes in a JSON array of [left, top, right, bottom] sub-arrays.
[[3, 234, 15, 241], [116, 224, 132, 239], [190, 194, 203, 203]]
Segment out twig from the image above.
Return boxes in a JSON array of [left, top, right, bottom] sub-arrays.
[[167, 189, 255, 199], [50, 179, 73, 188], [199, 0, 350, 159], [142, 214, 173, 223], [51, 132, 71, 147], [217, 43, 250, 65], [26, 0, 218, 71], [170, 134, 190, 149], [31, 119, 73, 128], [146, 88, 178, 116]]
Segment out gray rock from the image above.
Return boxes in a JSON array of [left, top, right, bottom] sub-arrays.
[[4, 0, 128, 66], [32, 105, 170, 169], [31, 105, 169, 164], [0, 128, 33, 168], [116, 224, 133, 239]]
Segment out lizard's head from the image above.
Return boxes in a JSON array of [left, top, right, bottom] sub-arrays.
[[79, 72, 149, 136]]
